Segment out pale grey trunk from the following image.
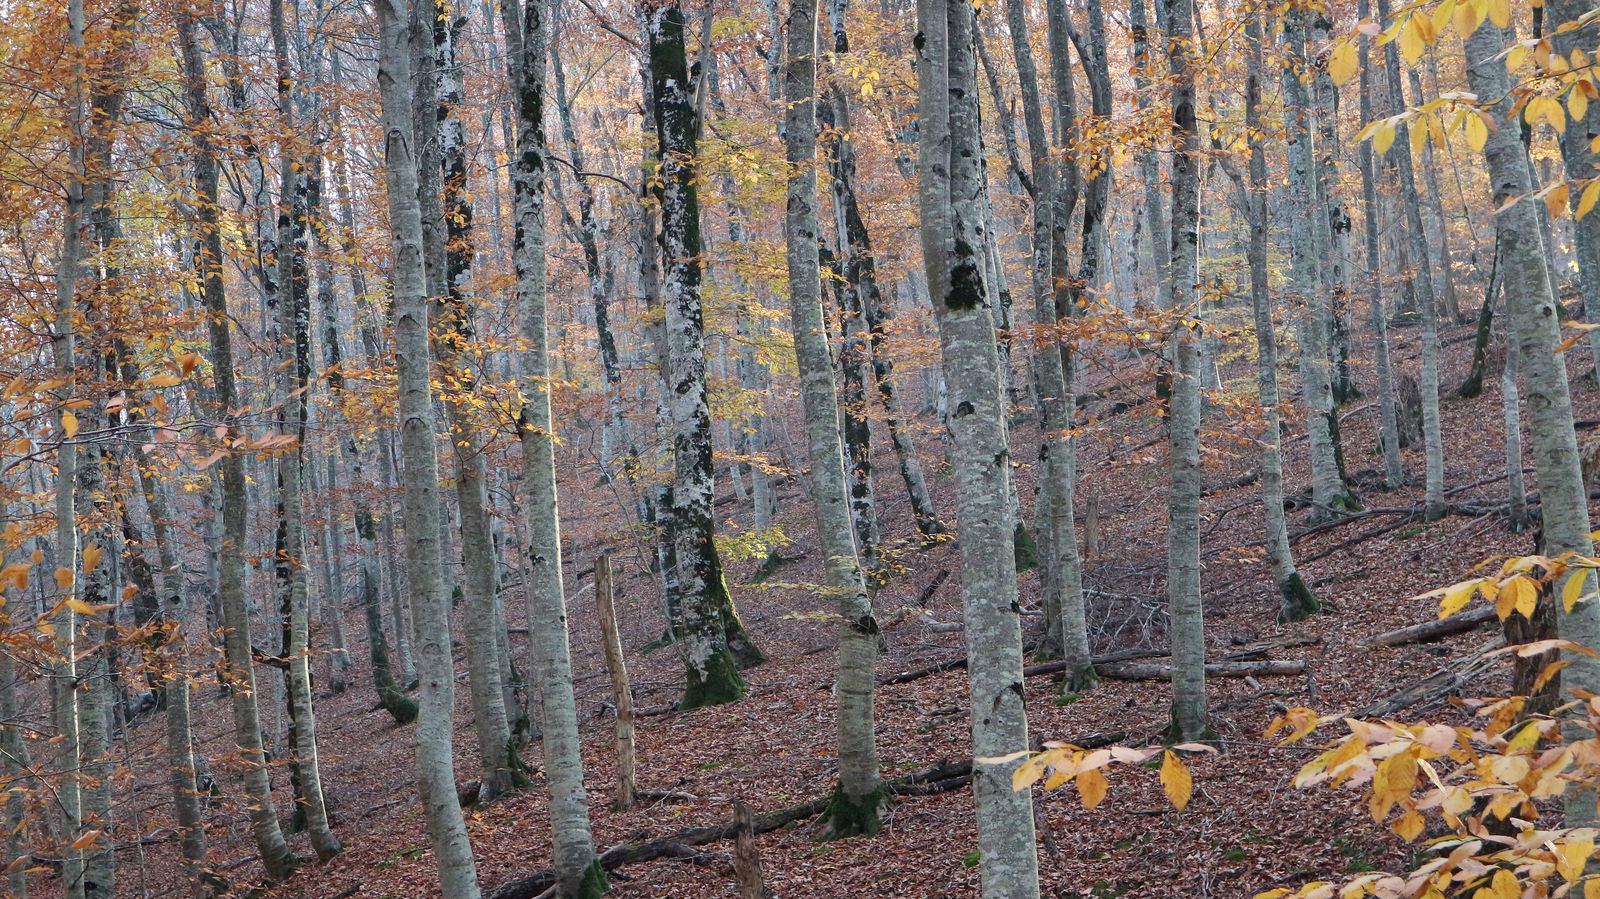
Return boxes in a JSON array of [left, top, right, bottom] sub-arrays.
[[1164, 0, 1208, 743], [431, 0, 515, 801], [1502, 289, 1529, 531], [1376, 0, 1445, 519], [1463, 24, 1600, 820], [1282, 5, 1355, 521], [918, 2, 1040, 895], [1129, 0, 1170, 311], [380, 433, 418, 684], [0, 646, 25, 899], [504, 0, 603, 891], [270, 0, 339, 855], [1355, 0, 1405, 490], [786, 0, 884, 835], [180, 11, 299, 877], [1242, 13, 1318, 623], [1550, 0, 1600, 376], [374, 0, 481, 892]]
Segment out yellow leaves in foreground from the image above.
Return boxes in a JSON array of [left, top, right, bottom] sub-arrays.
[[1415, 551, 1600, 620], [1001, 741, 1212, 813], [1328, 41, 1359, 87], [60, 410, 77, 439]]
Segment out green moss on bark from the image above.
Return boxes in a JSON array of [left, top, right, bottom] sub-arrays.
[[679, 645, 746, 710], [1013, 522, 1039, 573], [1275, 571, 1321, 623], [575, 858, 609, 898], [1058, 662, 1100, 694], [823, 782, 887, 839]]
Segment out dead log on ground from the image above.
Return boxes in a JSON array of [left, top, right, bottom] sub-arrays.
[[485, 733, 1126, 899], [1364, 606, 1498, 648], [1097, 660, 1306, 680], [1353, 642, 1502, 718]]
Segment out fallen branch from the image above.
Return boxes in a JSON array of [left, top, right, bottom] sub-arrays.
[[1353, 641, 1502, 718], [887, 637, 1315, 687], [1096, 660, 1306, 680], [486, 733, 1128, 899], [1364, 606, 1498, 648]]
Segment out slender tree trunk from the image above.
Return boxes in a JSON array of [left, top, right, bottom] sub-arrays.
[[1376, 0, 1445, 520], [374, 0, 481, 892], [1283, 3, 1358, 521], [786, 0, 885, 837], [269, 0, 340, 857], [430, 0, 516, 801], [1164, 0, 1209, 743], [502, 0, 605, 892], [1355, 0, 1404, 490], [1243, 12, 1318, 623], [1550, 0, 1600, 378], [179, 9, 300, 881], [918, 2, 1040, 895], [1463, 24, 1600, 825]]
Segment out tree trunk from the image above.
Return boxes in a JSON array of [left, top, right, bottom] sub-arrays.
[[430, 0, 516, 801], [1376, 0, 1445, 520], [1164, 0, 1209, 743], [1462, 19, 1600, 779], [786, 0, 885, 837], [179, 10, 300, 881], [917, 2, 1040, 895], [648, 3, 764, 711], [374, 0, 481, 892], [1283, 3, 1358, 521], [1355, 0, 1404, 490], [1550, 0, 1600, 379], [503, 0, 605, 893], [1242, 12, 1319, 623]]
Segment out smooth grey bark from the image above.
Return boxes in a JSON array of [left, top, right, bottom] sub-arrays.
[[1242, 12, 1318, 623], [648, 3, 763, 709], [1130, 0, 1170, 313], [1282, 4, 1358, 521], [1355, 0, 1404, 491], [429, 0, 516, 801], [785, 0, 884, 837], [1550, 0, 1600, 377], [1164, 0, 1208, 743], [1410, 60, 1465, 325], [179, 10, 300, 882], [1463, 20, 1600, 826], [502, 0, 604, 892], [1501, 285, 1530, 532], [0, 646, 25, 899], [917, 2, 1040, 896], [52, 2, 86, 891], [269, 0, 340, 856], [375, 0, 482, 892], [1004, 0, 1092, 687], [1376, 0, 1445, 520]]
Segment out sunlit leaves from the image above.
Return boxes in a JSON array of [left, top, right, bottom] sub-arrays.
[[1159, 750, 1192, 811], [1004, 741, 1214, 813], [1329, 41, 1359, 87]]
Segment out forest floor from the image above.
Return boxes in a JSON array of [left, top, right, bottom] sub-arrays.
[[97, 312, 1574, 899]]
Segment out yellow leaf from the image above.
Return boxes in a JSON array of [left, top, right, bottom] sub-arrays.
[[1556, 827, 1592, 874], [1432, 0, 1457, 38], [54, 567, 73, 590], [1547, 182, 1572, 219], [1441, 580, 1483, 618], [1533, 659, 1568, 692], [1076, 767, 1107, 809], [81, 543, 102, 572], [1573, 88, 1590, 125], [1586, 876, 1600, 899], [1508, 44, 1529, 73], [1465, 111, 1489, 151], [1487, 0, 1510, 28], [145, 373, 182, 388], [64, 597, 95, 615], [1578, 181, 1600, 220], [1392, 809, 1425, 840], [68, 829, 101, 850], [61, 410, 77, 439], [1375, 123, 1398, 155], [1160, 750, 1193, 811], [0, 564, 27, 593], [1329, 41, 1359, 87], [1410, 119, 1429, 154], [1564, 569, 1594, 611], [1490, 868, 1519, 899], [1399, 17, 1425, 65], [1454, 0, 1485, 38]]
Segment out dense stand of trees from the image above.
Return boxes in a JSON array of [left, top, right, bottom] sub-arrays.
[[0, 0, 1595, 897]]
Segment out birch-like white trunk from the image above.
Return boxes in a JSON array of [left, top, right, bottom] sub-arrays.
[[785, 0, 884, 836], [918, 2, 1040, 895], [374, 1, 481, 892]]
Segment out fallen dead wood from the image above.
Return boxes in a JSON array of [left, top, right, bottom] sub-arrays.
[[886, 645, 1163, 687], [486, 733, 1127, 899], [1353, 641, 1502, 718], [1096, 660, 1306, 680], [1364, 606, 1498, 648], [888, 636, 1316, 687]]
